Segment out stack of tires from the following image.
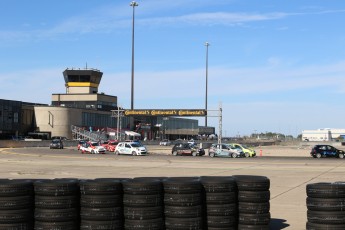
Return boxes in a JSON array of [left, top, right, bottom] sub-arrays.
[[163, 177, 203, 230], [234, 175, 271, 230], [0, 179, 34, 229], [79, 178, 123, 229], [34, 179, 80, 230], [122, 177, 164, 229], [201, 176, 238, 230], [306, 182, 345, 229]]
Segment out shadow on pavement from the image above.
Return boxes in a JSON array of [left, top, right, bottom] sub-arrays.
[[269, 218, 290, 229]]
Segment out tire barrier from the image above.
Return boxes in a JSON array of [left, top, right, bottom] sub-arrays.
[[234, 175, 271, 230], [0, 176, 271, 230], [200, 176, 238, 229], [122, 178, 164, 230], [163, 177, 203, 230], [0, 179, 34, 230], [79, 178, 123, 230], [306, 182, 345, 229], [34, 179, 80, 230]]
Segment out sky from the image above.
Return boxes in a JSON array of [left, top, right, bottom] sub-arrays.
[[1, 0, 345, 137]]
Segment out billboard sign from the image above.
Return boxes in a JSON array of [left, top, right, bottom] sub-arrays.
[[124, 109, 207, 117]]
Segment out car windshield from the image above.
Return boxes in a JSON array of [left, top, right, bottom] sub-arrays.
[[91, 142, 100, 146], [131, 143, 141, 147], [52, 140, 60, 143]]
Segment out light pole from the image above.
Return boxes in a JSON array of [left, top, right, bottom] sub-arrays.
[[205, 42, 210, 127], [130, 1, 138, 110]]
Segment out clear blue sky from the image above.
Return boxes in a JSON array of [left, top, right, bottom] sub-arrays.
[[1, 0, 345, 137]]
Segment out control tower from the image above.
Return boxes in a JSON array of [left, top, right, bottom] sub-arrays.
[[51, 68, 117, 111], [63, 68, 103, 94]]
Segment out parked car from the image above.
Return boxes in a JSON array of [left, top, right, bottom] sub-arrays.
[[310, 145, 345, 158], [106, 140, 119, 152], [115, 142, 148, 156], [80, 141, 106, 154], [228, 143, 256, 157], [171, 143, 205, 156], [159, 139, 171, 146], [208, 143, 244, 158], [50, 139, 63, 149]]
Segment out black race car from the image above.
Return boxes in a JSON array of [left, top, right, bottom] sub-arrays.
[[310, 145, 345, 158]]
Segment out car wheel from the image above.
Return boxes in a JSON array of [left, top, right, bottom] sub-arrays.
[[172, 151, 178, 156], [115, 151, 120, 155], [132, 151, 137, 156], [91, 150, 95, 154], [209, 152, 215, 158], [232, 153, 238, 158], [316, 153, 322, 158], [245, 153, 250, 158], [339, 154, 344, 159], [192, 152, 197, 157]]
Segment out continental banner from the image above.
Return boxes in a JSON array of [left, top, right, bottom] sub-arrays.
[[124, 109, 207, 117]]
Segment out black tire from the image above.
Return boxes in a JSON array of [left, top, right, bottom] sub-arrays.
[[163, 178, 202, 194], [307, 210, 345, 224], [0, 196, 33, 210], [124, 218, 164, 230], [306, 221, 345, 230], [81, 194, 122, 208], [172, 151, 178, 156], [233, 175, 270, 191], [316, 153, 322, 158], [231, 152, 237, 158], [123, 194, 163, 207], [35, 195, 78, 209], [131, 151, 137, 156], [238, 212, 271, 225], [34, 220, 79, 230], [164, 205, 202, 218], [192, 151, 197, 157], [0, 222, 34, 230], [207, 215, 237, 228], [238, 190, 270, 202], [79, 179, 122, 195], [238, 224, 270, 230], [206, 203, 237, 216], [239, 202, 270, 214], [115, 151, 120, 155], [164, 193, 202, 206], [307, 197, 345, 211], [122, 178, 163, 195], [205, 192, 237, 204], [165, 217, 203, 230], [35, 208, 78, 222], [339, 153, 344, 159], [307, 183, 345, 198], [0, 209, 32, 224], [80, 207, 122, 221], [201, 176, 237, 193], [209, 152, 215, 157], [124, 206, 163, 220], [80, 219, 123, 230], [34, 179, 79, 196], [0, 179, 33, 197]]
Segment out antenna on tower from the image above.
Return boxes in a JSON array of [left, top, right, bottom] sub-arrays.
[[85, 62, 88, 69]]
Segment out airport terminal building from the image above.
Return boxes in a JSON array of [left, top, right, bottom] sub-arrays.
[[0, 68, 215, 140]]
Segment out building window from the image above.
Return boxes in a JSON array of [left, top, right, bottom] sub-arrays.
[[13, 112, 18, 123]]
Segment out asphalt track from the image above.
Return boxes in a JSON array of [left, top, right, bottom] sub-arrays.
[[1, 147, 345, 229]]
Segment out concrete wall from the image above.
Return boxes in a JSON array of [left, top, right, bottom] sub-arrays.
[[34, 106, 83, 139], [0, 140, 77, 148]]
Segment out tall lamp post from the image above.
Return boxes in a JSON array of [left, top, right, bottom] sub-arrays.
[[130, 1, 138, 110], [205, 42, 210, 127]]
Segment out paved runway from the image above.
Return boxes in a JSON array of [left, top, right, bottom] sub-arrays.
[[1, 146, 345, 229]]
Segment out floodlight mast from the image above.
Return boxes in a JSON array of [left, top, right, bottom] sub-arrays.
[[130, 1, 138, 110]]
